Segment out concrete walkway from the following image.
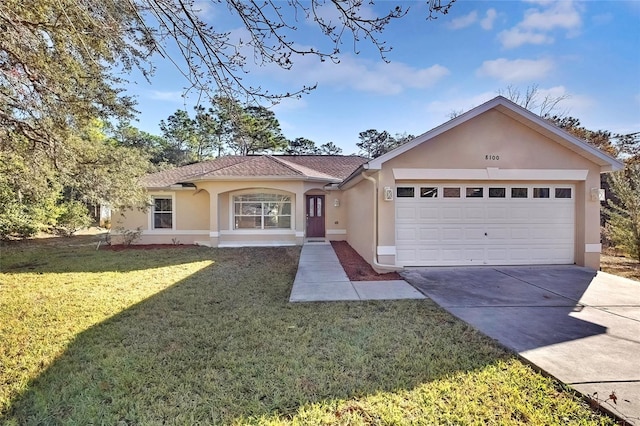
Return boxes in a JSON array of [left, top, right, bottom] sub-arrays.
[[289, 243, 425, 302], [402, 266, 640, 425]]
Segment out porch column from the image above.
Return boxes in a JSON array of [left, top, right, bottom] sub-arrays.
[[209, 191, 219, 247], [295, 193, 305, 244]]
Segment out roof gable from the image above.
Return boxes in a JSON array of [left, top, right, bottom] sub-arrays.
[[366, 96, 624, 173]]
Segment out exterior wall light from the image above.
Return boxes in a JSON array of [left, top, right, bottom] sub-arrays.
[[590, 188, 605, 202], [383, 187, 394, 201]]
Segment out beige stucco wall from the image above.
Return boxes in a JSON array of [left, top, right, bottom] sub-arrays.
[[115, 179, 348, 246], [374, 109, 604, 269], [344, 178, 375, 265], [176, 190, 210, 231], [112, 189, 211, 245]]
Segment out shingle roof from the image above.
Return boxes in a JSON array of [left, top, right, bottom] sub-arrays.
[[141, 155, 369, 188]]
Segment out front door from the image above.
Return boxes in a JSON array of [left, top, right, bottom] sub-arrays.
[[306, 195, 325, 238]]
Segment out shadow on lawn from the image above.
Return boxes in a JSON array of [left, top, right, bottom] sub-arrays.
[[2, 247, 512, 424]]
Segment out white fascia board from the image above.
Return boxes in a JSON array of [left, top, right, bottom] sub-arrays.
[[392, 168, 589, 181]]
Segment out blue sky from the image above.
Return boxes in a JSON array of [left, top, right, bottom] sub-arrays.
[[127, 0, 640, 155]]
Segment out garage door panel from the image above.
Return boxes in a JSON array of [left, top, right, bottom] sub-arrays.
[[441, 206, 463, 221], [395, 183, 575, 266], [396, 248, 417, 263], [396, 227, 418, 242], [487, 207, 508, 220], [419, 207, 439, 220], [441, 227, 464, 241], [419, 228, 439, 242], [464, 207, 484, 220], [464, 227, 486, 241], [397, 207, 416, 220], [487, 248, 508, 261], [417, 248, 439, 262]]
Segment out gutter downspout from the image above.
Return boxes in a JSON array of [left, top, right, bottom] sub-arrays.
[[361, 172, 403, 271]]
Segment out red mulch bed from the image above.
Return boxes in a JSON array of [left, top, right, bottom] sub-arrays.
[[330, 240, 402, 281], [103, 244, 192, 251]]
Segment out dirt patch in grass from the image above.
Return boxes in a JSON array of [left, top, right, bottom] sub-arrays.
[[103, 244, 192, 251], [600, 253, 640, 282], [331, 240, 402, 281]]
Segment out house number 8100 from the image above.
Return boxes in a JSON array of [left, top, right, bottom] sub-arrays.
[[485, 155, 500, 160]]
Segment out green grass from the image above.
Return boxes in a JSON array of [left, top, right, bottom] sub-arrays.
[[0, 243, 615, 425]]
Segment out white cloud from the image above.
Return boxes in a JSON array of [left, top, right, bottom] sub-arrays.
[[536, 86, 594, 111], [498, 27, 554, 49], [448, 11, 478, 30], [148, 90, 185, 103], [498, 0, 582, 49], [263, 54, 450, 95], [339, 61, 450, 95], [520, 1, 581, 32], [480, 9, 498, 30], [477, 58, 554, 82]]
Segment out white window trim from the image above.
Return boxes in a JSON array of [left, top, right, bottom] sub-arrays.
[[229, 189, 295, 231], [394, 185, 575, 200], [148, 193, 176, 231]]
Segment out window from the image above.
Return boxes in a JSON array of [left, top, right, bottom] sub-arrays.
[[533, 188, 550, 198], [420, 187, 438, 198], [234, 193, 291, 230], [443, 187, 461, 198], [153, 197, 173, 229], [555, 188, 572, 199], [511, 188, 528, 198], [466, 187, 483, 198], [489, 187, 506, 198], [397, 187, 415, 198]]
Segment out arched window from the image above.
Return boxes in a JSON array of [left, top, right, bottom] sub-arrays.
[[233, 193, 292, 230]]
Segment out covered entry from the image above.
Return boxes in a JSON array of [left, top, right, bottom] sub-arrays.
[[395, 183, 575, 266]]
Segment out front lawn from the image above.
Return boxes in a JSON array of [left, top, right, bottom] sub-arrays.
[[0, 244, 615, 424]]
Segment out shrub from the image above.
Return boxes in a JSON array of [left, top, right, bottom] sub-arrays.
[[605, 165, 640, 261], [55, 201, 93, 237]]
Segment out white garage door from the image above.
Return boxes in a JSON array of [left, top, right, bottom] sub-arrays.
[[395, 184, 575, 266]]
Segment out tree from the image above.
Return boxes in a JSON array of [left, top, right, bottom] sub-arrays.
[[547, 116, 618, 157], [357, 130, 413, 158], [229, 105, 288, 155], [0, 120, 150, 239], [319, 142, 343, 155], [2, 0, 455, 157], [159, 106, 225, 166], [111, 123, 168, 166], [613, 132, 640, 165], [159, 110, 198, 166], [498, 84, 568, 118], [357, 129, 390, 158], [286, 138, 320, 155], [605, 165, 640, 261]]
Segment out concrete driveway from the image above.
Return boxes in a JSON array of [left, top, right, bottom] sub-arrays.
[[402, 265, 640, 425]]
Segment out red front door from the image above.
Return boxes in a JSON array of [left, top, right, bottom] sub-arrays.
[[306, 195, 325, 238]]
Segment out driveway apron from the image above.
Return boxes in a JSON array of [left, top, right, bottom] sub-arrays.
[[402, 265, 640, 425]]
